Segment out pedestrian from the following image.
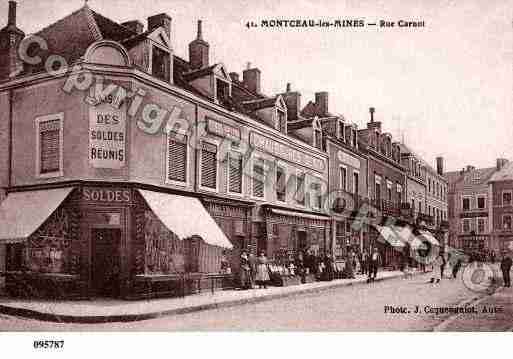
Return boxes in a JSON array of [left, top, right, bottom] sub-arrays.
[[239, 250, 251, 290], [248, 251, 258, 288], [500, 253, 512, 288], [361, 250, 368, 275], [255, 251, 270, 289], [452, 259, 462, 279], [367, 247, 380, 282], [431, 253, 444, 283], [440, 252, 447, 279], [220, 250, 230, 274], [324, 254, 334, 281]]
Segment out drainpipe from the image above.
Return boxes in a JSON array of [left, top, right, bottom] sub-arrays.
[[7, 89, 13, 191], [193, 104, 199, 192]]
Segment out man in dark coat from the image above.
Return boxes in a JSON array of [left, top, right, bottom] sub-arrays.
[[500, 253, 512, 288], [367, 247, 381, 282]]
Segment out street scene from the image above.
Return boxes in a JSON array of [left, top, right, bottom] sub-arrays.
[[0, 0, 511, 337]]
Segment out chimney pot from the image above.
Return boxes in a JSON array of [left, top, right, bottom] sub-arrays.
[[436, 156, 444, 176], [315, 92, 329, 117], [497, 158, 509, 171], [369, 107, 375, 122], [189, 19, 209, 69], [8, 1, 16, 26], [242, 67, 261, 94], [286, 83, 291, 92]]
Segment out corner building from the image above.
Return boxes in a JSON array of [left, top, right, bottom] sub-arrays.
[[0, 3, 329, 299]]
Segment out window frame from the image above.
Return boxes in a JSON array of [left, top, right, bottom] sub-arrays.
[[462, 195, 472, 211], [250, 155, 266, 201], [198, 139, 220, 193], [165, 129, 190, 186], [476, 195, 486, 210], [352, 170, 360, 195], [503, 214, 512, 231], [309, 176, 323, 210], [226, 150, 244, 196], [294, 168, 306, 207], [502, 190, 512, 207], [339, 165, 348, 192], [35, 113, 64, 179], [275, 161, 287, 203]]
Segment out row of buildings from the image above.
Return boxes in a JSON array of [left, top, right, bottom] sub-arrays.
[[0, 2, 448, 299], [446, 159, 513, 257]]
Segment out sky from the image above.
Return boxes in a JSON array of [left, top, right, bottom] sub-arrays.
[[2, 0, 512, 172]]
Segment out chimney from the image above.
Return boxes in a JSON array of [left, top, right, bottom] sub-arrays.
[[436, 157, 444, 175], [466, 165, 475, 172], [367, 107, 381, 132], [497, 158, 509, 171], [122, 20, 144, 34], [148, 13, 171, 38], [315, 92, 328, 117], [281, 83, 301, 122], [0, 1, 25, 80], [242, 66, 261, 94], [229, 72, 239, 82], [8, 0, 16, 26], [189, 20, 209, 70]]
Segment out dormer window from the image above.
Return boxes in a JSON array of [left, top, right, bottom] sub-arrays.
[[277, 109, 286, 132], [151, 46, 171, 82], [338, 122, 345, 140], [345, 125, 352, 144], [352, 129, 357, 148], [216, 78, 230, 105]]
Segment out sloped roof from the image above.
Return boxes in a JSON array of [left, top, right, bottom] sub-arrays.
[[490, 162, 513, 182], [242, 96, 279, 111]]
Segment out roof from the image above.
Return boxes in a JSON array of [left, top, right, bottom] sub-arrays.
[[242, 96, 279, 111], [399, 142, 441, 177], [300, 100, 333, 118], [287, 117, 315, 131], [490, 162, 513, 182]]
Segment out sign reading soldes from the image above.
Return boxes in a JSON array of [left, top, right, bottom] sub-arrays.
[[82, 187, 131, 203]]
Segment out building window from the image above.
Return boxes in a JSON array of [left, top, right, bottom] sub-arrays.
[[315, 129, 322, 150], [375, 182, 381, 203], [152, 46, 170, 82], [252, 158, 265, 198], [462, 219, 470, 233], [462, 197, 470, 211], [167, 131, 187, 183], [503, 215, 512, 231], [396, 184, 402, 203], [216, 79, 230, 105], [295, 171, 306, 206], [340, 166, 347, 191], [36, 114, 64, 178], [353, 172, 359, 195], [352, 129, 357, 148], [387, 187, 392, 202], [200, 142, 218, 190], [228, 152, 243, 194], [477, 218, 485, 233], [310, 180, 322, 209], [338, 122, 345, 141], [277, 110, 286, 133], [276, 165, 286, 202], [503, 191, 512, 206], [477, 196, 486, 209]]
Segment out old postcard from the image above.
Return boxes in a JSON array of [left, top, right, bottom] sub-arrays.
[[0, 0, 512, 348]]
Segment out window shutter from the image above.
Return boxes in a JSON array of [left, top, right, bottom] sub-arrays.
[[167, 133, 187, 182], [228, 153, 242, 193], [39, 119, 61, 174], [201, 142, 217, 189], [253, 158, 265, 198]]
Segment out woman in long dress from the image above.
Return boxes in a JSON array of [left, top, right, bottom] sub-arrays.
[[255, 251, 270, 289], [239, 251, 251, 289]]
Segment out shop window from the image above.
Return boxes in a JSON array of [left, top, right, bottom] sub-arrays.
[[503, 192, 512, 206], [503, 215, 512, 231], [276, 166, 286, 202], [200, 142, 218, 190], [228, 152, 243, 194], [36, 114, 63, 178], [294, 172, 306, 206], [477, 196, 486, 209], [462, 197, 470, 211], [340, 166, 347, 191], [167, 132, 188, 183], [252, 158, 265, 198], [152, 46, 170, 82]]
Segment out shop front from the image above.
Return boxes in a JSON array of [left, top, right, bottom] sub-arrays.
[[0, 185, 234, 300]]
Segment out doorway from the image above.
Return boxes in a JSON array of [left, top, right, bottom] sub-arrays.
[[91, 228, 121, 297]]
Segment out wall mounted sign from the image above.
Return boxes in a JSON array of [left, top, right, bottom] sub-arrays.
[[82, 187, 131, 203], [206, 117, 241, 142], [250, 132, 325, 172], [89, 98, 126, 169], [337, 150, 360, 169]]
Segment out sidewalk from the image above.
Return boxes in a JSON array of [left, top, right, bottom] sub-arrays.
[[0, 270, 413, 324]]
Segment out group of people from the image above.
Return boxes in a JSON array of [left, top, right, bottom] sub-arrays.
[[238, 250, 271, 290]]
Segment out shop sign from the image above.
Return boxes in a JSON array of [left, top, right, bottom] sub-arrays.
[[82, 187, 131, 203], [206, 118, 241, 141], [337, 150, 360, 169], [89, 96, 126, 169], [460, 212, 488, 218], [250, 132, 325, 172]]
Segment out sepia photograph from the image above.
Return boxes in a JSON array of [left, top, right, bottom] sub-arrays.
[[0, 0, 511, 352]]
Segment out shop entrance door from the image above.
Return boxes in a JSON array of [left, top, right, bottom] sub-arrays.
[[91, 229, 121, 297]]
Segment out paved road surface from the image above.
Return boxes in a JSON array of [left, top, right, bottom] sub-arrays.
[[0, 272, 510, 331]]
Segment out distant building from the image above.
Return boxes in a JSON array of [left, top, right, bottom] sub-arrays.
[[489, 159, 513, 255]]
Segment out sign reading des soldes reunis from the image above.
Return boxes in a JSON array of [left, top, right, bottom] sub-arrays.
[[89, 94, 126, 169]]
